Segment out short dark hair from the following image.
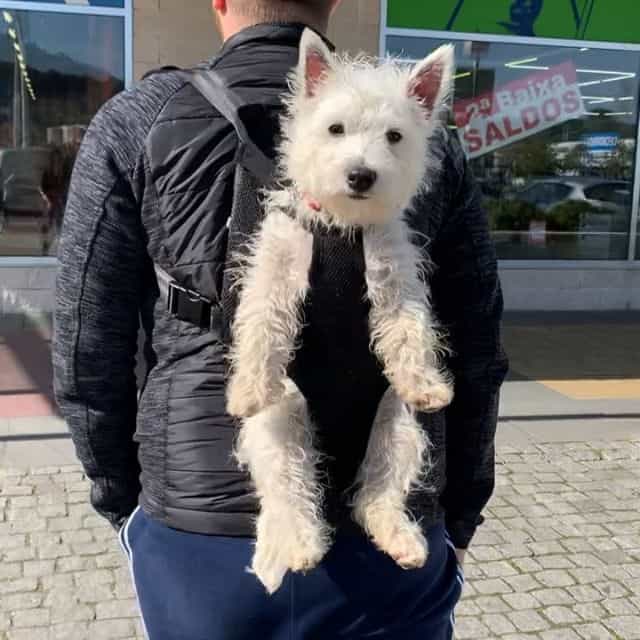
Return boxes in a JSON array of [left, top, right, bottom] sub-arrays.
[[230, 0, 333, 24]]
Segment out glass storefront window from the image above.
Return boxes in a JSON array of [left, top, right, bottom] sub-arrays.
[[387, 36, 640, 260], [1, 0, 125, 6], [0, 7, 125, 257]]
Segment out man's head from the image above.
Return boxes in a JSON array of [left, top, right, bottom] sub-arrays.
[[212, 0, 340, 41]]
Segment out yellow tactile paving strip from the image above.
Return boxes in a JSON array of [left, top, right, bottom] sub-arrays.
[[536, 378, 640, 400], [503, 323, 640, 401]]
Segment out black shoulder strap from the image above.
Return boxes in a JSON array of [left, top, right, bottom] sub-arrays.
[[177, 69, 275, 184], [156, 69, 274, 338]]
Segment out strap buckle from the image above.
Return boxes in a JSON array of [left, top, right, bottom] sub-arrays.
[[167, 281, 214, 329]]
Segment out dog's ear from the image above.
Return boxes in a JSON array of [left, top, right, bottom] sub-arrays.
[[408, 44, 455, 115], [298, 28, 334, 98]]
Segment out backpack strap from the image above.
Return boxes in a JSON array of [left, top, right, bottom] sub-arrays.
[[154, 69, 275, 336], [177, 69, 275, 184], [154, 263, 223, 338]]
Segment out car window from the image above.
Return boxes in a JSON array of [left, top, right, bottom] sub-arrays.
[[517, 184, 543, 204], [584, 184, 632, 207], [548, 184, 572, 202], [534, 183, 571, 205]]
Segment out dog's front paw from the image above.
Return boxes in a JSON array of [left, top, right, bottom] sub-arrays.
[[411, 379, 453, 413], [252, 509, 330, 594], [226, 377, 285, 418], [358, 505, 428, 569], [394, 372, 453, 414]]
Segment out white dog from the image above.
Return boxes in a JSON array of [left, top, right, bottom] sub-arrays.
[[226, 29, 455, 594]]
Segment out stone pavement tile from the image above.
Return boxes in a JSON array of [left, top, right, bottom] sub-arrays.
[[541, 630, 581, 640], [504, 574, 543, 592], [574, 601, 608, 622], [469, 545, 504, 562], [96, 599, 140, 620], [454, 617, 491, 639], [481, 560, 519, 578], [88, 619, 138, 639], [456, 598, 482, 616], [2, 592, 42, 612], [538, 554, 577, 570], [10, 608, 50, 628], [6, 629, 49, 640], [529, 541, 566, 556], [593, 580, 630, 599], [567, 553, 605, 569], [503, 592, 541, 610], [473, 578, 513, 595], [508, 609, 550, 632], [481, 613, 517, 635], [49, 622, 91, 640], [604, 615, 640, 639], [535, 569, 576, 588], [513, 557, 545, 573], [575, 622, 616, 639], [541, 605, 581, 625], [532, 588, 574, 606], [569, 568, 606, 584], [473, 595, 512, 614], [602, 597, 639, 615], [568, 585, 604, 603]]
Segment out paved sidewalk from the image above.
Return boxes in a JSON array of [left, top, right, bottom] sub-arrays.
[[457, 438, 640, 640], [1, 437, 640, 640], [0, 466, 144, 640], [1, 312, 639, 638]]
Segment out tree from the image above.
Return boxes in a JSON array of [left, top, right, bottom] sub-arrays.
[[499, 137, 559, 178], [560, 143, 588, 175], [601, 142, 633, 180]]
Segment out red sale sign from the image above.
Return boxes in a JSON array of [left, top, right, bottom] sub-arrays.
[[453, 62, 585, 159]]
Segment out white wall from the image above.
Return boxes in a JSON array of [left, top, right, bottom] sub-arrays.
[[500, 263, 640, 310], [0, 262, 56, 320], [133, 0, 380, 81]]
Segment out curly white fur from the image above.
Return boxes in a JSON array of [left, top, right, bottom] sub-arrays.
[[352, 387, 432, 568], [225, 29, 456, 593], [364, 219, 453, 413], [235, 379, 331, 594], [226, 211, 313, 418]]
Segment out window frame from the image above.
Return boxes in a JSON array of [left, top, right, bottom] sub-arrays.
[[0, 0, 132, 266], [379, 0, 640, 264]]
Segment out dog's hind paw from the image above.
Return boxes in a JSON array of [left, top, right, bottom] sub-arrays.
[[252, 512, 330, 594], [250, 552, 288, 595], [357, 505, 429, 570], [380, 525, 428, 569]]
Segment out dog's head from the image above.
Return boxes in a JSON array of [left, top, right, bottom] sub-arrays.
[[280, 29, 454, 227]]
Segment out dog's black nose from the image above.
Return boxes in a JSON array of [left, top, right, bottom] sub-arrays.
[[347, 168, 377, 193]]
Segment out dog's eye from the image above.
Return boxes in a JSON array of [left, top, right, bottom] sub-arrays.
[[386, 130, 403, 144], [328, 123, 345, 136]]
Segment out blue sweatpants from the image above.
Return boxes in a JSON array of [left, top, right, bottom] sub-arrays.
[[119, 506, 464, 640]]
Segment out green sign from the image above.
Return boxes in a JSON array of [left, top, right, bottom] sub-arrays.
[[387, 1, 640, 45]]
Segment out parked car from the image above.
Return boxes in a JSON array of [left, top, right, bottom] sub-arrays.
[[0, 147, 52, 223], [508, 177, 632, 214]]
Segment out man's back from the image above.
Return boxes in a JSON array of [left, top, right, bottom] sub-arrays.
[[54, 10, 507, 639], [56, 24, 308, 536]]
